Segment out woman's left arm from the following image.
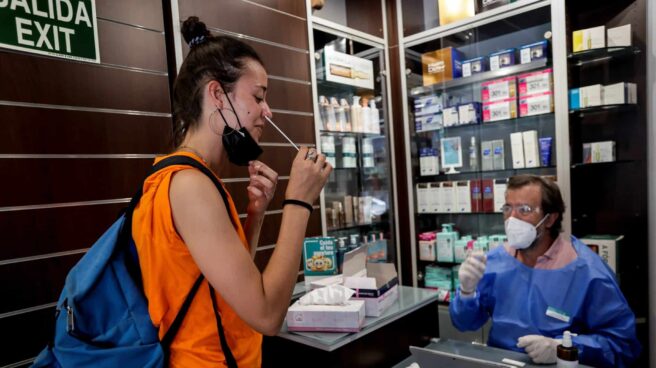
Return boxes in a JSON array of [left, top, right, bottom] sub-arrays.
[[244, 160, 278, 258]]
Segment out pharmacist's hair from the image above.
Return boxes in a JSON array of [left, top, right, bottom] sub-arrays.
[[508, 174, 565, 238], [172, 16, 265, 148]]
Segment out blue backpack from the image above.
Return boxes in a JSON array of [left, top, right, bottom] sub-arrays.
[[32, 155, 237, 368]]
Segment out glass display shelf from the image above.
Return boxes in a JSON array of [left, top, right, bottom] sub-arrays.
[[569, 104, 638, 116], [315, 73, 375, 96], [414, 113, 555, 136], [570, 160, 639, 169], [414, 166, 557, 181], [567, 46, 641, 66], [327, 220, 389, 233], [410, 59, 549, 97], [319, 129, 384, 138]]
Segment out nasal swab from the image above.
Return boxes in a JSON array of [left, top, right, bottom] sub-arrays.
[[264, 116, 299, 151]]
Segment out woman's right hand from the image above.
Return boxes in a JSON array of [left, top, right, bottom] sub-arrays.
[[285, 147, 332, 204]]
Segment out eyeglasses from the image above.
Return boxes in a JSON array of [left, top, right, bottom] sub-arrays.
[[500, 204, 541, 216]]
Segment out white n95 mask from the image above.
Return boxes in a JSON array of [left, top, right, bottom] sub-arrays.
[[504, 215, 548, 250]]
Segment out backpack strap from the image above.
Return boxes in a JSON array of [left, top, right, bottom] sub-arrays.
[[128, 155, 238, 366]]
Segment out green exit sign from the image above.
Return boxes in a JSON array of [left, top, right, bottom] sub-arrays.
[[0, 0, 99, 63]]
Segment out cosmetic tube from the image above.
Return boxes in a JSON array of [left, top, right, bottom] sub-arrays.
[[539, 137, 553, 167]]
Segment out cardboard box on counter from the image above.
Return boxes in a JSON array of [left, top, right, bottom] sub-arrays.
[[343, 247, 400, 317], [286, 299, 365, 332]]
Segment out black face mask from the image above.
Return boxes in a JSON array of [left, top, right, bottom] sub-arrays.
[[222, 125, 263, 166], [217, 87, 263, 166]]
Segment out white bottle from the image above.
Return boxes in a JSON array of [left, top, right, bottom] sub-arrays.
[[361, 97, 371, 133], [369, 99, 380, 134], [556, 331, 579, 368], [469, 136, 479, 170], [333, 97, 346, 132], [326, 97, 337, 131], [351, 96, 362, 133], [340, 98, 352, 132]]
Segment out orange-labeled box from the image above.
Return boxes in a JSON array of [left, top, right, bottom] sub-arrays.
[[421, 47, 464, 86]]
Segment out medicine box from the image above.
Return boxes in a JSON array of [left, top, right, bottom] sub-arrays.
[[429, 183, 441, 213], [607, 24, 631, 47], [522, 130, 540, 168], [438, 0, 476, 26], [415, 114, 442, 133], [603, 82, 637, 105], [442, 106, 460, 127], [489, 48, 515, 71], [510, 132, 525, 169], [416, 183, 429, 213], [519, 91, 554, 117], [419, 232, 437, 261], [579, 84, 603, 108], [422, 47, 464, 86], [492, 139, 505, 170], [482, 98, 518, 122], [479, 0, 514, 11], [493, 179, 507, 213], [573, 26, 605, 52], [482, 76, 517, 102], [519, 40, 548, 64], [458, 102, 481, 125], [580, 235, 623, 275], [462, 57, 487, 77], [414, 95, 444, 116], [518, 69, 553, 97], [569, 88, 581, 110], [420, 148, 440, 176]]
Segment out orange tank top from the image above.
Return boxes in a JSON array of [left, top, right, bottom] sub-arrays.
[[132, 152, 262, 367]]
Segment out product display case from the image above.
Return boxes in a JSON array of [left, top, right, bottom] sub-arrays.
[[397, 0, 567, 301], [564, 0, 648, 358], [307, 2, 398, 275]]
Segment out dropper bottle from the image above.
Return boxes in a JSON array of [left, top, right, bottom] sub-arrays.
[[556, 331, 578, 367]]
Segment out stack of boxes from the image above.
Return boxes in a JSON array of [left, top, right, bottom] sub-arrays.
[[415, 178, 506, 214], [482, 76, 517, 122], [518, 68, 554, 117]]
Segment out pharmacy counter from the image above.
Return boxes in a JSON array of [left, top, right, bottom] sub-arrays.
[[392, 338, 593, 368], [262, 286, 439, 368]]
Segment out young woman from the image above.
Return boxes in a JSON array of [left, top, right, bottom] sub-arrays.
[[132, 16, 331, 367]]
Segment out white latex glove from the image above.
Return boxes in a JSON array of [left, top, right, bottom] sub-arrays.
[[517, 335, 562, 364], [458, 250, 486, 295]]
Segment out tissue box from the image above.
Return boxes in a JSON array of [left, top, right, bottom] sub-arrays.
[[489, 48, 515, 71], [421, 47, 464, 85], [462, 57, 487, 77], [286, 299, 365, 332]]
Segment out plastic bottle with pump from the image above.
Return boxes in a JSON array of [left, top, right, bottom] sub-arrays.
[[556, 331, 578, 367], [351, 96, 362, 132]]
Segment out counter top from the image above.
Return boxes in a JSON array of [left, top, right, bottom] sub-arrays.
[[277, 285, 439, 352]]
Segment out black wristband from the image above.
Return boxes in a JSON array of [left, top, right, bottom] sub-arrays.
[[282, 199, 313, 213]]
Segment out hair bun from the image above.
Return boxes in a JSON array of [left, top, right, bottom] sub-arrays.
[[181, 16, 210, 46]]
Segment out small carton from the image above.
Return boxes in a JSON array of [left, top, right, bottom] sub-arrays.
[[489, 48, 515, 71], [286, 299, 366, 332], [580, 235, 623, 275], [438, 0, 476, 26], [443, 106, 460, 127], [482, 98, 518, 122], [573, 26, 605, 52], [580, 84, 603, 108], [414, 94, 444, 116], [462, 57, 487, 77], [482, 76, 517, 102], [607, 24, 632, 47], [518, 69, 553, 97], [415, 114, 442, 133], [458, 102, 481, 125], [569, 88, 581, 110], [603, 82, 637, 105], [519, 92, 554, 117], [343, 248, 400, 317], [422, 47, 464, 85], [519, 40, 548, 64]]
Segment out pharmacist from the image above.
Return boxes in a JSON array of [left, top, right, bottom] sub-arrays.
[[450, 175, 640, 367]]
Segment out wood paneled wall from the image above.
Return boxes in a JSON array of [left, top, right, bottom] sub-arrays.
[[0, 1, 316, 366]]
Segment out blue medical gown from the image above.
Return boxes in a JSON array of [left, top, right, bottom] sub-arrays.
[[449, 236, 640, 368]]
